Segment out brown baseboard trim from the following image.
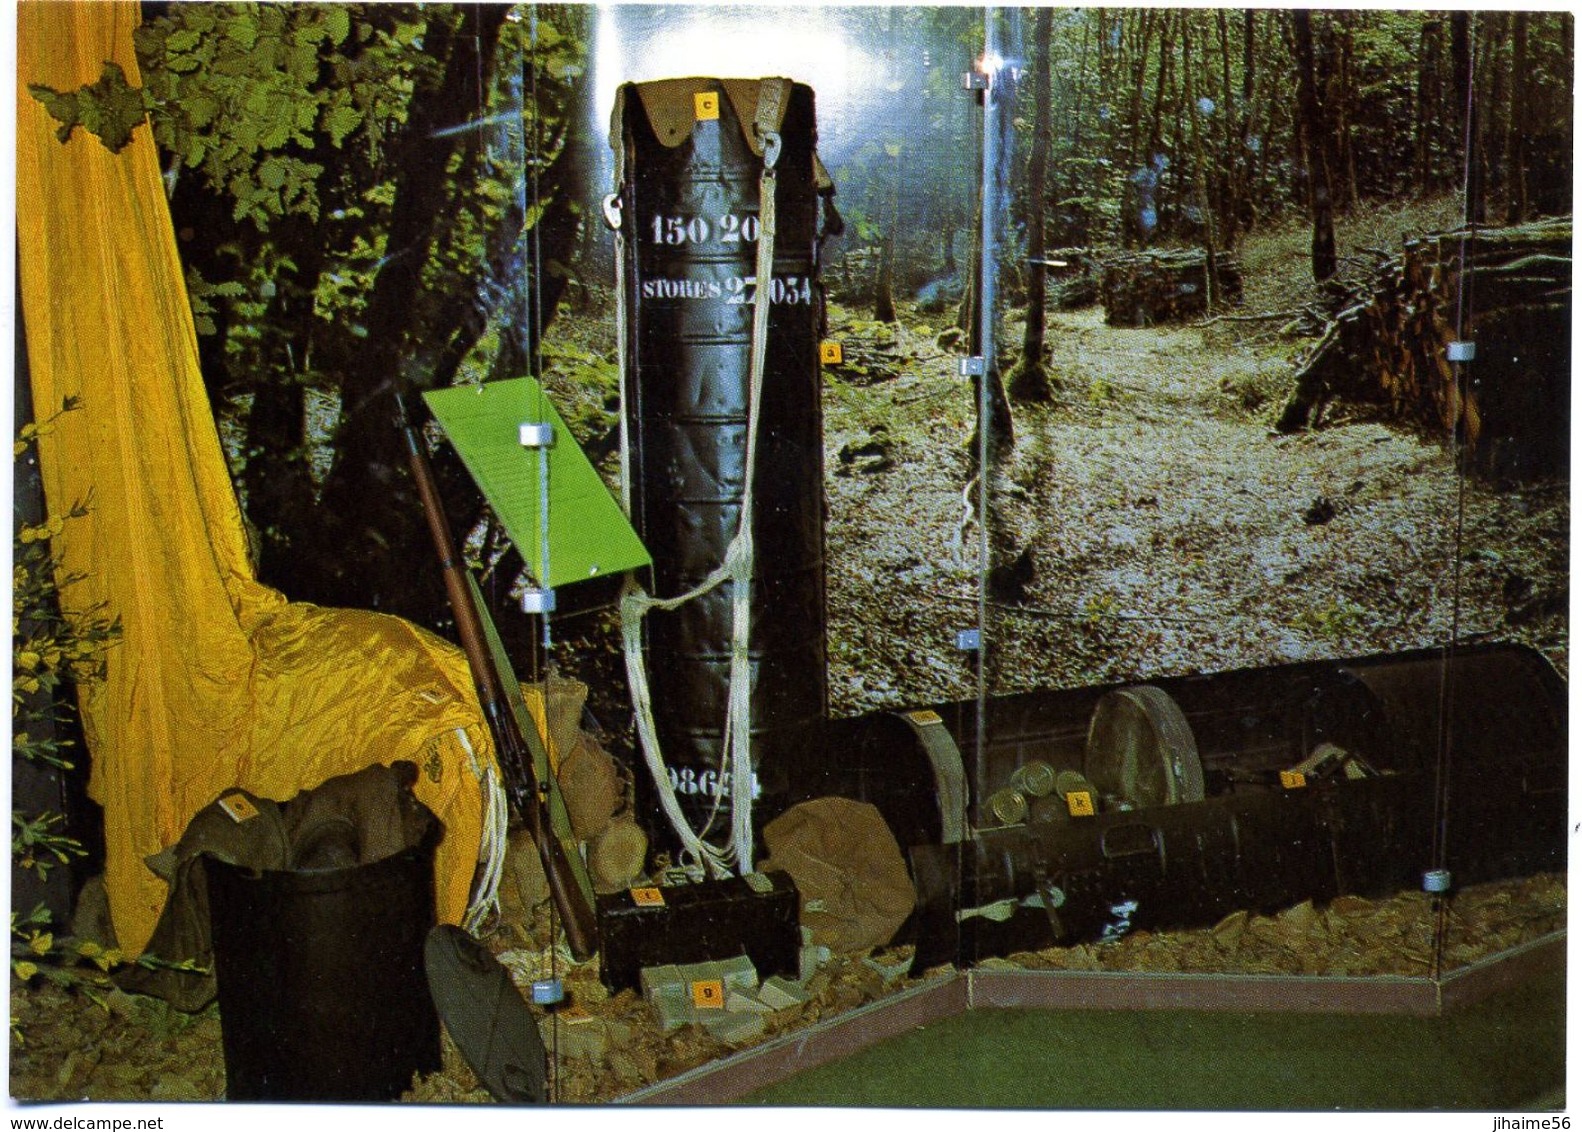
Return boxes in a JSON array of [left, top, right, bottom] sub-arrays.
[[1437, 932, 1566, 1012], [967, 967, 1440, 1015]]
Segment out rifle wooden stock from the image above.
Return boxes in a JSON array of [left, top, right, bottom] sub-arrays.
[[397, 398, 599, 960]]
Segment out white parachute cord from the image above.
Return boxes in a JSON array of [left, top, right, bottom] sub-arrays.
[[458, 727, 511, 933], [621, 575, 736, 876], [730, 129, 779, 872]]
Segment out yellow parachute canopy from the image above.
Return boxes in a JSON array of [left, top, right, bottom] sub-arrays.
[[16, 0, 498, 955]]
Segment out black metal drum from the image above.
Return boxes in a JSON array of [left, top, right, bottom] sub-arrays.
[[616, 78, 827, 843]]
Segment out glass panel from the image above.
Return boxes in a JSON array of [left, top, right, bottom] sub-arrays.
[[1430, 9, 1571, 977], [583, 4, 1569, 992], [958, 6, 1570, 987]]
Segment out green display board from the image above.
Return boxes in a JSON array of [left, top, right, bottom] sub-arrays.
[[424, 378, 649, 589]]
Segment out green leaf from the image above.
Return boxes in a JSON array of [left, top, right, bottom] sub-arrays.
[[184, 5, 216, 35], [28, 63, 150, 152], [257, 156, 287, 190], [289, 41, 320, 82], [27, 84, 81, 143], [164, 50, 203, 75], [166, 27, 201, 53], [292, 19, 327, 48], [324, 103, 361, 147], [184, 92, 219, 129], [225, 16, 259, 53], [324, 7, 351, 46]]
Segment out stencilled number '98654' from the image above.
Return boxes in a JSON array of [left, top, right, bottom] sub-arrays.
[[667, 766, 763, 798], [650, 213, 761, 246]]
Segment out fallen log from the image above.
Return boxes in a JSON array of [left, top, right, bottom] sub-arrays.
[[1277, 217, 1571, 483], [1036, 246, 1100, 310], [1100, 248, 1243, 326]]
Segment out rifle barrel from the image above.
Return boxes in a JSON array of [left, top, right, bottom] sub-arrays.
[[397, 397, 598, 960]]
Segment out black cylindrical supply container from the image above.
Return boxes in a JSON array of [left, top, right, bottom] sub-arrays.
[[204, 828, 442, 1102], [616, 78, 827, 841]]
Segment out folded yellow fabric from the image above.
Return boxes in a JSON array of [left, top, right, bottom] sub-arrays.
[[16, 0, 492, 955]]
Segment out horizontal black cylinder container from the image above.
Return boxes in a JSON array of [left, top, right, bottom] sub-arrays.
[[842, 642, 1563, 835], [204, 826, 442, 1102], [795, 643, 1564, 859], [772, 643, 1565, 969], [907, 772, 1440, 971], [618, 78, 827, 843]]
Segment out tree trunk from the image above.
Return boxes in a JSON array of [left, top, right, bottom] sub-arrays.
[[1449, 10, 1482, 224], [1063, 9, 1091, 245], [1009, 7, 1054, 402], [1118, 9, 1156, 246], [873, 147, 900, 322], [1334, 16, 1360, 209], [1211, 9, 1238, 245], [873, 232, 897, 323], [1237, 10, 1260, 231], [873, 9, 901, 323], [1292, 10, 1338, 283], [1415, 20, 1444, 196], [1181, 15, 1220, 306], [1504, 11, 1530, 224], [293, 5, 510, 617], [956, 208, 980, 339], [1252, 15, 1278, 219], [972, 9, 1016, 468]]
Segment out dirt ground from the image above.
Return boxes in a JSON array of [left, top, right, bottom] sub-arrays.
[[7, 870, 1566, 1104], [820, 302, 1566, 714], [9, 286, 1568, 1105]]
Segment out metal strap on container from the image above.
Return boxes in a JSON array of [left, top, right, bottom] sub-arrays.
[[608, 87, 627, 203], [606, 194, 631, 514], [753, 77, 789, 158], [893, 710, 969, 844], [1026, 834, 1069, 944]]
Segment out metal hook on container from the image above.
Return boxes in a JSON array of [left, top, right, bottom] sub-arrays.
[[602, 193, 623, 231], [759, 130, 782, 172]]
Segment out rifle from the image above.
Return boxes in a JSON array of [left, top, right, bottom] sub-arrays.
[[396, 394, 599, 961]]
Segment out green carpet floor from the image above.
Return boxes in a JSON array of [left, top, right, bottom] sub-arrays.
[[746, 967, 1565, 1109]]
